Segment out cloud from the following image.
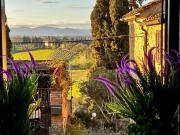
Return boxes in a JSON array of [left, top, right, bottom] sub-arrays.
[[42, 1, 59, 4], [67, 5, 92, 9], [67, 5, 93, 9], [35, 0, 59, 4]]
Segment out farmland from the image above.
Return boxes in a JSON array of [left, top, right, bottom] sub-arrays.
[[12, 49, 90, 81], [13, 49, 55, 60], [71, 69, 89, 81]]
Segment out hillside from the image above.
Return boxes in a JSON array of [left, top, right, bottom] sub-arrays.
[[10, 26, 92, 37]]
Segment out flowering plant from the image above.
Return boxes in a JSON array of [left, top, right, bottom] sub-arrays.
[[95, 48, 180, 134], [0, 50, 40, 135]]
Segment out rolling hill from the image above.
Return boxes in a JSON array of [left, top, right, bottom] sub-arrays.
[[10, 26, 92, 37]]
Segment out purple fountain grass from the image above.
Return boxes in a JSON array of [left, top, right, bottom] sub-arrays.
[[94, 76, 117, 96], [95, 47, 180, 97], [172, 50, 180, 68], [27, 48, 36, 68], [8, 58, 21, 76], [163, 53, 171, 81], [0, 68, 12, 80], [0, 51, 39, 135], [117, 54, 138, 76], [0, 49, 36, 80], [95, 47, 180, 134], [172, 50, 180, 60], [144, 47, 156, 74], [22, 61, 31, 75]]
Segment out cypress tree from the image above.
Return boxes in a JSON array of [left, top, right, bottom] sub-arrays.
[[108, 0, 129, 67], [6, 24, 12, 58], [5, 16, 12, 58], [91, 0, 112, 68], [91, 0, 129, 69]]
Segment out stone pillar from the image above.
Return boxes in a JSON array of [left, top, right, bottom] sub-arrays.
[[50, 67, 70, 130], [50, 85, 62, 127]]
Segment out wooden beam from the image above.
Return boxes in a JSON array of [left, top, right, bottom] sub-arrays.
[[1, 0, 7, 71], [165, 0, 180, 55], [0, 0, 3, 89], [0, 0, 2, 68]]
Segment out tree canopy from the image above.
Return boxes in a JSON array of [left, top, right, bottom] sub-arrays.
[[91, 0, 129, 69]]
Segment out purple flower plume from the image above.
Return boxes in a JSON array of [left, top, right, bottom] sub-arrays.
[[163, 53, 171, 80], [124, 79, 133, 87], [117, 55, 134, 74], [0, 68, 12, 80], [144, 47, 156, 74], [117, 55, 138, 78], [0, 55, 21, 77], [171, 49, 180, 65], [94, 76, 116, 97], [27, 49, 36, 68], [7, 58, 21, 76], [21, 61, 31, 76]]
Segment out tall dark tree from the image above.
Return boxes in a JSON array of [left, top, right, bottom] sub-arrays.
[[91, 0, 112, 68], [108, 0, 130, 67], [91, 0, 129, 69], [6, 24, 12, 58], [4, 16, 13, 58]]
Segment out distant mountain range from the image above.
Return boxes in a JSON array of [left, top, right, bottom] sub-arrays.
[[10, 26, 92, 37]]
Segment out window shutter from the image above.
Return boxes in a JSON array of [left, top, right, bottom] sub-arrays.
[[156, 30, 162, 63], [129, 24, 135, 60]]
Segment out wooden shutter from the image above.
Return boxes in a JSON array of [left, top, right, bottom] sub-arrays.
[[129, 23, 135, 60], [156, 30, 162, 63]]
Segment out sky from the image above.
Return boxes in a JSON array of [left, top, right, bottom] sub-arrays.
[[5, 0, 151, 29], [5, 0, 96, 29]]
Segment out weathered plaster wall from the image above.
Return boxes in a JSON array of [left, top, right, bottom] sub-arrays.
[[134, 21, 145, 65], [130, 21, 164, 72]]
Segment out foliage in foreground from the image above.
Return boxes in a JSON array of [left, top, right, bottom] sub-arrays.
[[0, 50, 40, 135], [95, 48, 180, 134]]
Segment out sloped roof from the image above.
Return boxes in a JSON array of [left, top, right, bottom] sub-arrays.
[[123, 0, 161, 20]]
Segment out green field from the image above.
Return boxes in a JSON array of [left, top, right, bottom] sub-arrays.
[[13, 49, 90, 81], [13, 49, 55, 60], [71, 70, 89, 81]]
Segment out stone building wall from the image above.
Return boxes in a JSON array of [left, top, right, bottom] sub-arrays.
[[50, 66, 70, 130], [133, 21, 145, 65], [130, 21, 164, 72]]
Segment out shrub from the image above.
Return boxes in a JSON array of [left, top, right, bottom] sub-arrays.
[[73, 109, 92, 128]]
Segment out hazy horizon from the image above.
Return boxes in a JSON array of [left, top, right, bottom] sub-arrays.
[[9, 25, 92, 29]]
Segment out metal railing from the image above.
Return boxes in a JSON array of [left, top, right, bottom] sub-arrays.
[[30, 88, 52, 129]]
